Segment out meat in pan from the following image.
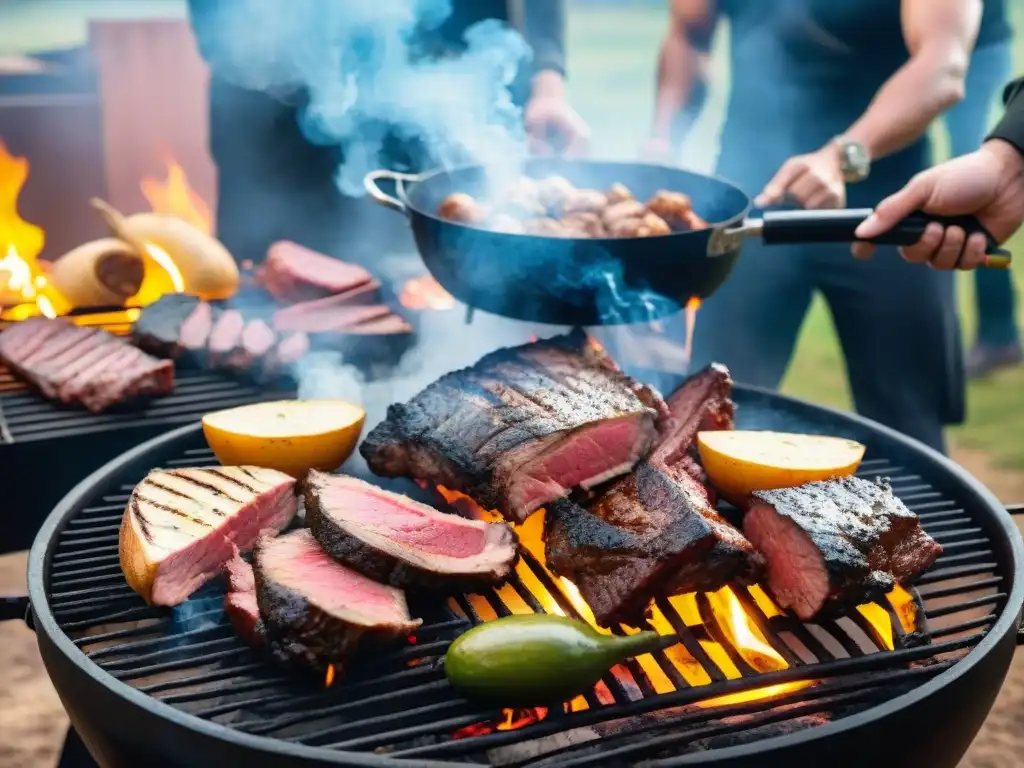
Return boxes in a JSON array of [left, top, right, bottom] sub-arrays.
[[744, 476, 943, 619], [436, 176, 709, 239], [360, 329, 664, 523]]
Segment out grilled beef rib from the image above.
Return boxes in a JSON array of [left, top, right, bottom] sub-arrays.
[[0, 317, 174, 412], [119, 466, 298, 606], [305, 472, 519, 589], [361, 329, 663, 523], [546, 462, 763, 627], [254, 529, 422, 669], [744, 476, 943, 619]]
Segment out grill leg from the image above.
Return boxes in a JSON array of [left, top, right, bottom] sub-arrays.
[[57, 727, 98, 768]]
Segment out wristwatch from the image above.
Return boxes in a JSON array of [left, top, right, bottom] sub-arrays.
[[832, 135, 871, 183]]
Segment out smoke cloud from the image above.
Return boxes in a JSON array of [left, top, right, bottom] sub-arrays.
[[197, 0, 530, 194]]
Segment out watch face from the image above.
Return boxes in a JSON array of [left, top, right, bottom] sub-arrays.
[[842, 141, 870, 181]]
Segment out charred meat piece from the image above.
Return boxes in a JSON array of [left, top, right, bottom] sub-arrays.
[[305, 472, 519, 589], [254, 529, 422, 670], [546, 462, 763, 627], [744, 476, 943, 620], [258, 241, 375, 303], [132, 293, 203, 357], [119, 466, 298, 606], [225, 553, 265, 648], [361, 329, 662, 523], [650, 363, 734, 467], [0, 318, 174, 412]]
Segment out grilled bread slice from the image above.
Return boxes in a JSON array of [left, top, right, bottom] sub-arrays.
[[119, 466, 298, 606]]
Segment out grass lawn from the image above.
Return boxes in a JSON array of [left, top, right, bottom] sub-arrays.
[[566, 1, 1024, 468]]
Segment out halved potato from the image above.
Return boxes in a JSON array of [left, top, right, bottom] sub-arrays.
[[202, 400, 366, 479], [696, 430, 865, 498]]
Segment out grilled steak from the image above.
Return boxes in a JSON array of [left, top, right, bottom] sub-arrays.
[[744, 476, 943, 620], [254, 529, 422, 669], [305, 472, 519, 588], [650, 363, 734, 467], [0, 317, 174, 412], [119, 466, 298, 606], [344, 314, 415, 335], [271, 280, 380, 324], [361, 329, 663, 523], [224, 553, 264, 647], [273, 303, 393, 334], [132, 293, 203, 357], [546, 462, 763, 627], [258, 241, 375, 302]]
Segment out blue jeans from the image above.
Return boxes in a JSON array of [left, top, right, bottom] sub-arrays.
[[945, 41, 1018, 347]]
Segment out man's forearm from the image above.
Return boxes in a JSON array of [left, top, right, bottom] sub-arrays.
[[843, 45, 969, 160], [651, 31, 695, 140], [522, 0, 566, 76], [988, 77, 1024, 155]]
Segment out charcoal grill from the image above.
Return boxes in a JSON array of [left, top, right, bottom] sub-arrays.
[[4, 385, 1023, 768], [0, 307, 295, 552]]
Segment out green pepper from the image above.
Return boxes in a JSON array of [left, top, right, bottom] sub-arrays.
[[444, 614, 668, 706]]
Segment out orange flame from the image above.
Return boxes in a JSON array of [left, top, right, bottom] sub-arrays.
[[399, 275, 455, 311], [683, 296, 701, 366], [141, 156, 212, 235], [324, 663, 337, 688], [0, 139, 64, 319]]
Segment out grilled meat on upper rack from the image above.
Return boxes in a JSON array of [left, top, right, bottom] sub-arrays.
[[360, 329, 664, 523], [0, 317, 174, 412]]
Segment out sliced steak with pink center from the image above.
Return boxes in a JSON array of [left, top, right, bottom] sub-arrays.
[[207, 309, 245, 363], [180, 301, 217, 352], [361, 329, 660, 523], [546, 462, 763, 627], [119, 466, 298, 606], [273, 303, 392, 334], [132, 294, 203, 357], [744, 476, 943, 620], [304, 472, 518, 588], [649, 363, 734, 467], [254, 529, 422, 669]]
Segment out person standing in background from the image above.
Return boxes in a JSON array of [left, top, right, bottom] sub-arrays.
[[947, 0, 1021, 377], [646, 0, 981, 455], [186, 0, 588, 267]]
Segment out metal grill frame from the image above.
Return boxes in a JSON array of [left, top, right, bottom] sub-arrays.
[[25, 385, 1024, 768]]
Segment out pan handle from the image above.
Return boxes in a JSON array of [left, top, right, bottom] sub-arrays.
[[363, 170, 424, 215], [759, 209, 1011, 268], [1, 594, 31, 626]]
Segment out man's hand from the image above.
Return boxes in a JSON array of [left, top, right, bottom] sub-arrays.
[[524, 70, 590, 158], [755, 144, 846, 209], [852, 139, 1024, 269]]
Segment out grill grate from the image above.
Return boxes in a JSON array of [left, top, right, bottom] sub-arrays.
[[46, 438, 1006, 766]]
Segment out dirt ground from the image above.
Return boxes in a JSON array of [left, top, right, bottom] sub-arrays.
[[1, 448, 1023, 767]]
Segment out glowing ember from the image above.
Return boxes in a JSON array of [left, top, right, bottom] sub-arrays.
[[452, 708, 548, 739], [324, 664, 337, 688], [399, 274, 455, 311], [140, 156, 213, 235], [0, 140, 63, 320], [887, 585, 918, 634]]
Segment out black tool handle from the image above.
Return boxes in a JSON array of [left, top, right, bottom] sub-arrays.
[[0, 594, 30, 624], [761, 208, 1011, 265]]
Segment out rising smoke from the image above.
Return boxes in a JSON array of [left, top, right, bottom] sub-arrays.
[[196, 0, 530, 195]]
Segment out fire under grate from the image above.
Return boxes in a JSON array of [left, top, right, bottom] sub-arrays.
[[48, 438, 1005, 766]]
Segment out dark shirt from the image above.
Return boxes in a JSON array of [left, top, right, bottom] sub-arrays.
[[187, 0, 565, 80], [989, 76, 1024, 155], [976, 0, 1012, 48]]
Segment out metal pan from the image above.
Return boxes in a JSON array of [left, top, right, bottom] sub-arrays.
[[365, 158, 1009, 326]]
